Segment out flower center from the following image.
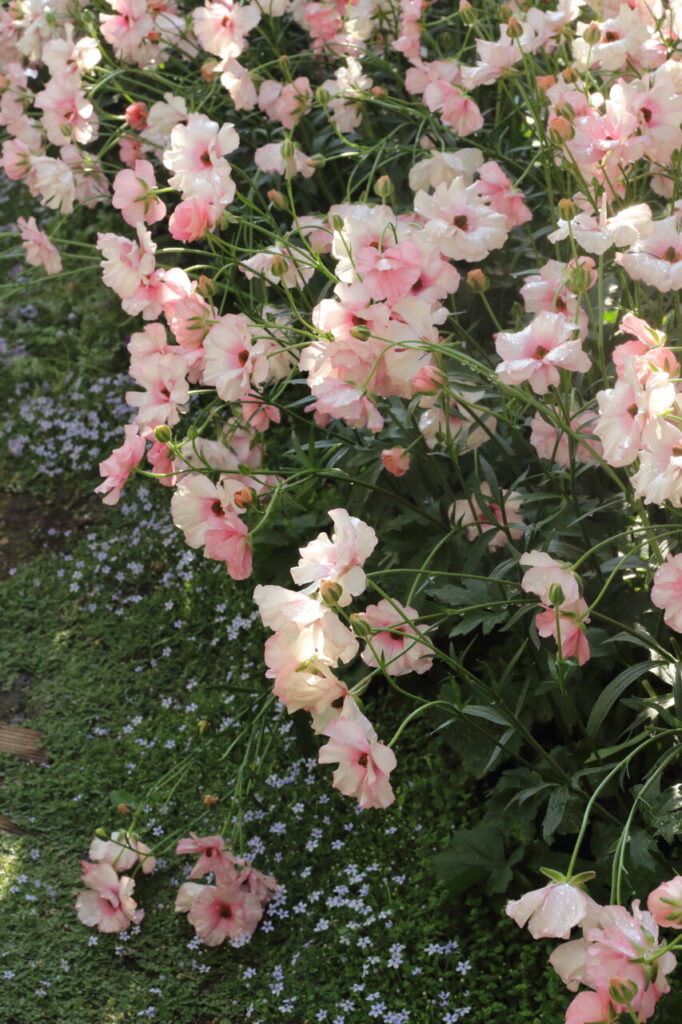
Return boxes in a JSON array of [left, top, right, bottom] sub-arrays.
[[358, 754, 368, 767], [453, 214, 469, 231], [532, 345, 549, 360], [219, 905, 232, 919], [211, 501, 225, 517], [200, 150, 212, 166], [663, 246, 680, 263], [238, 349, 249, 366]]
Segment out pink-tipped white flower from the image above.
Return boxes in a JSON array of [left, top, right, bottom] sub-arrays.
[[414, 176, 509, 261], [648, 876, 682, 929], [451, 482, 524, 551], [75, 861, 143, 933], [358, 599, 433, 677], [506, 882, 600, 940], [651, 554, 682, 632], [17, 216, 62, 275], [318, 700, 397, 809], [520, 551, 580, 606], [203, 314, 269, 401], [185, 883, 263, 945], [290, 508, 378, 607], [95, 424, 145, 506], [494, 312, 591, 394]]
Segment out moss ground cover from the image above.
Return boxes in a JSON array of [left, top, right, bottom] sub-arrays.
[[0, 186, 567, 1024]]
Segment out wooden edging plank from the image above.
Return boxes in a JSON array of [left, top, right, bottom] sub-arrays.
[[0, 725, 48, 763], [0, 814, 24, 835]]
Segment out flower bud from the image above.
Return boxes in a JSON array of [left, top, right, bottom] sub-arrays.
[[412, 365, 446, 394], [536, 75, 556, 95], [198, 719, 209, 735], [458, 0, 477, 24], [467, 268, 489, 294], [506, 16, 523, 38], [374, 174, 394, 199], [331, 213, 345, 232], [277, 54, 290, 70], [582, 21, 601, 46], [568, 263, 594, 293], [309, 153, 326, 169], [548, 115, 574, 142], [197, 274, 216, 298], [350, 324, 371, 341], [548, 583, 566, 606], [562, 66, 579, 83], [154, 424, 172, 443], [95, 827, 109, 839], [267, 188, 288, 210], [270, 254, 289, 278], [553, 101, 575, 121], [117, 803, 131, 816], [280, 138, 295, 159], [320, 580, 343, 607], [316, 86, 331, 105], [371, 86, 388, 99], [498, 4, 512, 19], [557, 197, 579, 221], [202, 793, 219, 806], [234, 487, 255, 508], [350, 614, 372, 639], [200, 60, 219, 82], [608, 978, 639, 1007]]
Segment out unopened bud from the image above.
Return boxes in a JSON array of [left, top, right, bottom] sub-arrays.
[[562, 66, 579, 83], [536, 75, 556, 95], [267, 189, 288, 210], [198, 719, 209, 735], [568, 263, 593, 293], [557, 197, 579, 221], [553, 101, 575, 121], [548, 583, 566, 606], [320, 580, 343, 607], [95, 827, 109, 839], [280, 138, 295, 159], [498, 4, 512, 19], [548, 115, 574, 142], [277, 54, 290, 70], [200, 60, 219, 82], [197, 274, 216, 298], [413, 365, 446, 394], [608, 978, 639, 1006], [506, 16, 523, 38], [370, 86, 388, 99], [374, 174, 394, 199], [309, 153, 326, 169], [117, 803, 131, 816], [203, 793, 219, 806], [270, 254, 289, 278], [350, 614, 372, 639], [458, 0, 477, 24], [349, 324, 371, 341], [234, 487, 255, 508], [467, 268, 489, 294], [582, 20, 601, 46], [316, 86, 331, 105], [154, 424, 172, 443], [331, 213, 345, 232]]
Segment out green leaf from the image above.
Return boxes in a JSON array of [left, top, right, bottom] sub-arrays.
[[586, 661, 658, 738], [542, 786, 569, 844], [433, 824, 517, 896]]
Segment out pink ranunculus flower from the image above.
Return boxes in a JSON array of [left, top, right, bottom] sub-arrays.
[[75, 861, 144, 933], [494, 312, 591, 395], [451, 482, 524, 551], [318, 701, 397, 809], [168, 197, 217, 242], [380, 447, 411, 477], [95, 424, 145, 505], [648, 876, 682, 929], [17, 216, 62, 275], [175, 834, 239, 886], [112, 160, 166, 227], [354, 239, 423, 303], [204, 507, 252, 580], [536, 598, 591, 665], [565, 990, 615, 1024], [290, 508, 378, 607], [519, 550, 580, 606], [203, 313, 269, 402], [186, 883, 263, 945], [89, 831, 156, 874], [506, 882, 601, 940], [573, 901, 677, 1022], [651, 555, 682, 632], [358, 599, 433, 677]]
